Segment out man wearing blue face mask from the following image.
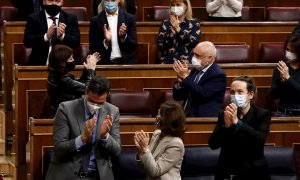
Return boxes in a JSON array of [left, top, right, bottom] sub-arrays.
[[172, 41, 226, 117], [24, 0, 80, 65], [89, 0, 138, 64], [209, 76, 271, 180]]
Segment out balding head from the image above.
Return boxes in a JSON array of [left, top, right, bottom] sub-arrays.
[[192, 41, 217, 68]]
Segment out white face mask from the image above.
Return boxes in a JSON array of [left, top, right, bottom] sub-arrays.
[[170, 6, 184, 17], [231, 95, 248, 109], [86, 100, 102, 114], [191, 56, 202, 68], [285, 50, 297, 62]]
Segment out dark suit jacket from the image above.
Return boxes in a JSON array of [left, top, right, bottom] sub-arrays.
[[89, 10, 138, 64], [45, 98, 121, 180], [23, 10, 80, 65], [172, 63, 227, 117], [209, 105, 271, 180]]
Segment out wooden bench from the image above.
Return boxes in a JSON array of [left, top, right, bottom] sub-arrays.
[[29, 117, 300, 180]]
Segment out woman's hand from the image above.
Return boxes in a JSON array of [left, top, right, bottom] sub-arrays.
[[135, 130, 150, 153], [170, 15, 181, 34], [277, 61, 290, 82], [84, 52, 101, 70]]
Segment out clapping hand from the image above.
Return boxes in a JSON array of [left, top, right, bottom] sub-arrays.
[[224, 103, 238, 128], [170, 15, 181, 35], [119, 23, 127, 39], [173, 60, 189, 80], [81, 116, 97, 143], [57, 23, 66, 39], [84, 52, 101, 70], [100, 114, 113, 139], [104, 24, 112, 45], [277, 61, 290, 82], [134, 130, 149, 155], [46, 24, 56, 40]]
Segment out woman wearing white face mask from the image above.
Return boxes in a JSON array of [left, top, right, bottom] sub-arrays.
[[157, 0, 201, 64], [209, 76, 271, 180], [271, 34, 300, 116]]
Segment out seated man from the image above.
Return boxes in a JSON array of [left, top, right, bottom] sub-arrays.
[[24, 0, 80, 65], [89, 0, 138, 64], [45, 76, 121, 180], [209, 76, 271, 180], [172, 41, 227, 117]]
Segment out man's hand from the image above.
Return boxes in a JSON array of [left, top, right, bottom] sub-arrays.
[[100, 114, 113, 138], [57, 23, 66, 39], [81, 117, 97, 143], [104, 24, 112, 45], [46, 24, 56, 40], [118, 23, 127, 39], [173, 60, 189, 80], [224, 103, 238, 127]]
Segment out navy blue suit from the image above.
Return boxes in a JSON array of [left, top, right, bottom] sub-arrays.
[[24, 10, 80, 65], [173, 63, 227, 117], [89, 9, 138, 64]]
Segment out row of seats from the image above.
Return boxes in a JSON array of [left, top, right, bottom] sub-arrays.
[[1, 6, 300, 22], [43, 146, 298, 180], [13, 42, 285, 65], [147, 6, 300, 21]]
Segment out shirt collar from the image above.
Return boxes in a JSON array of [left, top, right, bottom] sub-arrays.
[[201, 63, 213, 73], [105, 8, 119, 17]]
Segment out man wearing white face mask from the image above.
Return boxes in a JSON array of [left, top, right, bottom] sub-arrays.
[[157, 0, 201, 64], [46, 76, 121, 180], [271, 34, 300, 116], [89, 0, 138, 64], [173, 41, 226, 117], [209, 76, 271, 180]]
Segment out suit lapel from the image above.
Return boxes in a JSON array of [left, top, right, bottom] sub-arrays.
[[59, 11, 66, 24], [77, 98, 87, 134], [198, 64, 215, 84]]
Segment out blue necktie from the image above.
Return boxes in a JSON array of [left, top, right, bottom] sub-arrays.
[[49, 17, 57, 47]]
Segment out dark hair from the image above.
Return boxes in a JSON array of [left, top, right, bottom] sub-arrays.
[[284, 34, 300, 61], [48, 45, 73, 73], [232, 76, 256, 94], [159, 101, 186, 138], [87, 76, 110, 96]]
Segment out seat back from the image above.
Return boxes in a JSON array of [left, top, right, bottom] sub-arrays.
[[152, 6, 169, 21], [0, 6, 18, 22], [62, 7, 88, 21], [266, 7, 300, 21], [265, 146, 298, 180], [13, 44, 32, 65], [259, 42, 285, 63], [215, 44, 250, 63], [73, 44, 90, 64], [108, 91, 152, 117], [241, 7, 250, 21]]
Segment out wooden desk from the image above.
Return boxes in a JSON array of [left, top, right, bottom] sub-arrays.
[[29, 117, 300, 180]]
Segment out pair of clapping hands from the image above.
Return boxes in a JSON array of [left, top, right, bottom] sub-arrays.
[[173, 60, 190, 83], [80, 114, 113, 143], [104, 23, 127, 45], [83, 52, 101, 70], [46, 22, 66, 40], [134, 130, 150, 155], [277, 61, 290, 82]]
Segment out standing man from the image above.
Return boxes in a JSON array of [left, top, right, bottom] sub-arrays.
[[173, 41, 226, 117], [209, 76, 271, 180], [89, 0, 138, 64], [45, 76, 121, 180], [24, 0, 80, 65]]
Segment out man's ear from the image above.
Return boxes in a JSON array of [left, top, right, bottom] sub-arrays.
[[248, 91, 254, 100]]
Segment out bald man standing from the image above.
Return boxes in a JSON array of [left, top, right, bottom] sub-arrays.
[[173, 41, 227, 117]]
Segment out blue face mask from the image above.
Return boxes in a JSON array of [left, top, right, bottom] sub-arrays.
[[104, 1, 118, 12]]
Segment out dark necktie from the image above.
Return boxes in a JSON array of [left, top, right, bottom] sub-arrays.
[[49, 17, 57, 47], [184, 70, 204, 115]]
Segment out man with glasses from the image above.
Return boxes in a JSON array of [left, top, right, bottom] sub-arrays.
[[45, 76, 121, 180], [172, 41, 227, 117], [89, 0, 138, 64], [24, 0, 80, 65]]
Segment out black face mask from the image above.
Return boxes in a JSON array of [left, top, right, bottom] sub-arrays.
[[65, 61, 76, 72], [44, 4, 61, 16]]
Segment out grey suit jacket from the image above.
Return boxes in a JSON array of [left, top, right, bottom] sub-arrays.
[[138, 130, 184, 180], [45, 98, 121, 180]]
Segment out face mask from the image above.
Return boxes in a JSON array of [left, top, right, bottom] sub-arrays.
[[65, 61, 76, 72], [86, 100, 102, 115], [170, 6, 184, 17], [285, 50, 297, 62], [191, 56, 202, 69], [104, 1, 118, 13], [44, 4, 61, 16], [231, 95, 248, 109]]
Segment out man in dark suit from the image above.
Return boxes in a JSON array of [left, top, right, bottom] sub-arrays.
[[45, 76, 121, 180], [172, 41, 227, 117], [209, 76, 271, 180], [89, 0, 138, 64], [24, 0, 80, 65]]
